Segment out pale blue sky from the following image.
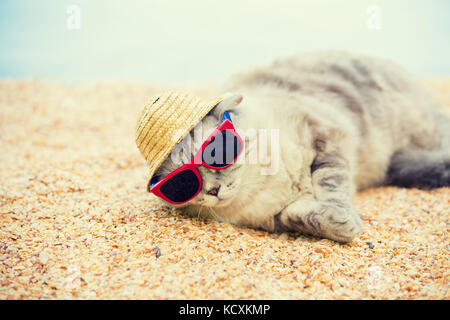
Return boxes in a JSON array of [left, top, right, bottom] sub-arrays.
[[0, 0, 449, 84]]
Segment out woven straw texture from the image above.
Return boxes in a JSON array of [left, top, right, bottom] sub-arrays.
[[135, 91, 231, 186]]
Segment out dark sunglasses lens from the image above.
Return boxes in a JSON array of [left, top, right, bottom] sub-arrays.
[[202, 130, 242, 168], [159, 169, 200, 203]]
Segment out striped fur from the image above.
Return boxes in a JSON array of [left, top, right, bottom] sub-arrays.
[[155, 51, 449, 242]]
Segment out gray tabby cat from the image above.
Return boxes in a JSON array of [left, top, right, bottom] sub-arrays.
[[154, 51, 450, 242]]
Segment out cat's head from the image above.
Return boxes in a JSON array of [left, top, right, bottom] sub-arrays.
[[153, 94, 246, 209]]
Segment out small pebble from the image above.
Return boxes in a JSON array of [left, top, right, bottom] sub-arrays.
[[366, 242, 375, 249], [278, 233, 289, 240], [155, 247, 161, 258], [39, 252, 49, 264]]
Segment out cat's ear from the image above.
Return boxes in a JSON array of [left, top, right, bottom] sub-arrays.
[[212, 94, 243, 119]]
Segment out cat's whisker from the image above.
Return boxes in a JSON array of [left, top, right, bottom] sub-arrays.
[[207, 207, 219, 220]]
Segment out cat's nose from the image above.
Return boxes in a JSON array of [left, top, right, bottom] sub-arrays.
[[207, 185, 221, 196]]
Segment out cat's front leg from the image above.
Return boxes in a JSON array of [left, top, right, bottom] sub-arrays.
[[273, 152, 362, 242]]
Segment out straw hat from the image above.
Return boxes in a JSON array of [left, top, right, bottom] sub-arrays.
[[135, 90, 233, 188]]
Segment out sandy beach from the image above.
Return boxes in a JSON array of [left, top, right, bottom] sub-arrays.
[[0, 79, 448, 299]]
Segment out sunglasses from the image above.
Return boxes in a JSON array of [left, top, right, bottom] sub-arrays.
[[148, 111, 244, 204]]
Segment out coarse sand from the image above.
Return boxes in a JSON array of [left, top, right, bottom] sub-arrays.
[[0, 79, 448, 299]]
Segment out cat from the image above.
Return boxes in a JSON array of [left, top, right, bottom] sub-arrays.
[[153, 51, 450, 242]]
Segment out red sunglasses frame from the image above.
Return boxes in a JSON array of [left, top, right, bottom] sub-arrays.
[[148, 117, 244, 204]]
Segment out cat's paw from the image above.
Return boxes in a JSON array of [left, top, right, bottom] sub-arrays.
[[274, 199, 363, 243], [322, 206, 362, 242]]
